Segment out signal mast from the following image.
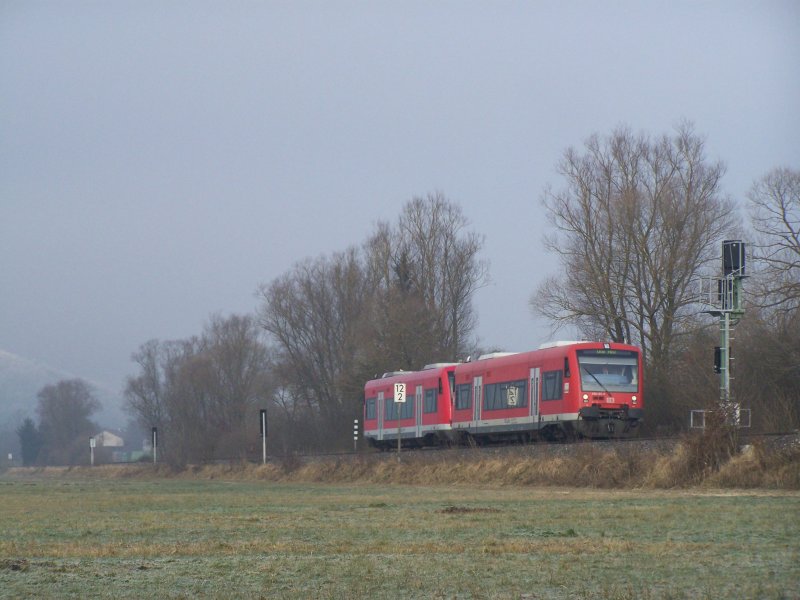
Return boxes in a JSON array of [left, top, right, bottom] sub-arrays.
[[698, 240, 749, 427]]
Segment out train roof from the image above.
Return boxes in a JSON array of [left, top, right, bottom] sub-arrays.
[[538, 340, 590, 349], [367, 362, 457, 387]]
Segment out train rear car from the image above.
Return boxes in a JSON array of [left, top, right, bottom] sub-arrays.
[[363, 363, 457, 450]]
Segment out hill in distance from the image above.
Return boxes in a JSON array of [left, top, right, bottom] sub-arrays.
[[0, 349, 126, 430]]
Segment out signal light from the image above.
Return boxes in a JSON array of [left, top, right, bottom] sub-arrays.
[[632, 396, 637, 404], [723, 240, 745, 276], [582, 394, 589, 403]]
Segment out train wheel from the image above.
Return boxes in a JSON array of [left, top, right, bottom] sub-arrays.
[[541, 425, 568, 443], [422, 434, 439, 448], [460, 431, 478, 447]]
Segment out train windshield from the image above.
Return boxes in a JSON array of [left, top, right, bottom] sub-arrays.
[[576, 349, 639, 393]]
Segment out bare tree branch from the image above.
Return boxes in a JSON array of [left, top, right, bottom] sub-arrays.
[[531, 124, 737, 371]]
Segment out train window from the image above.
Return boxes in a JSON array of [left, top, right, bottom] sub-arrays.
[[483, 380, 527, 410], [384, 398, 396, 421], [365, 398, 376, 420], [576, 349, 638, 393], [542, 370, 563, 401], [424, 389, 437, 413], [385, 396, 416, 420], [455, 383, 472, 410]]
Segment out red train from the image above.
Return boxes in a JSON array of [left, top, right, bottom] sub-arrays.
[[363, 341, 643, 449]]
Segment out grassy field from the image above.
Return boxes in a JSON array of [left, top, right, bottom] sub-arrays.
[[0, 475, 798, 599]]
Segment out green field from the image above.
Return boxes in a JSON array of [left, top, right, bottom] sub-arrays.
[[0, 476, 798, 599]]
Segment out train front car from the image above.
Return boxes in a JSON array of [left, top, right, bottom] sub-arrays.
[[450, 341, 643, 442], [571, 342, 643, 438], [363, 364, 457, 450]]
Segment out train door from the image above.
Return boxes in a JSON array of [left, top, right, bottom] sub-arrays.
[[472, 376, 482, 425], [415, 385, 423, 438], [530, 367, 540, 427], [377, 391, 385, 441]]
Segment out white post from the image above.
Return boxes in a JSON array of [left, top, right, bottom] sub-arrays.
[[394, 383, 406, 461], [261, 409, 267, 465], [353, 419, 359, 452]]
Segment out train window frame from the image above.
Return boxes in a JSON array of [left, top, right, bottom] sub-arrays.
[[455, 383, 472, 410], [384, 397, 414, 420], [401, 397, 414, 419], [542, 370, 563, 401], [384, 398, 396, 421], [483, 379, 528, 411], [365, 398, 376, 420], [576, 349, 639, 393], [423, 388, 437, 413]]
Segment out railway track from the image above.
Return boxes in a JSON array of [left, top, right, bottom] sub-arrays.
[[259, 429, 799, 465], [103, 430, 798, 467]]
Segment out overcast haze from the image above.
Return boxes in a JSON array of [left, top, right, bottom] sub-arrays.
[[2, 1, 798, 417]]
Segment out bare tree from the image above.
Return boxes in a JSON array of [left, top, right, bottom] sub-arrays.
[[204, 314, 273, 458], [734, 307, 800, 431], [256, 193, 488, 450], [258, 248, 371, 448], [124, 339, 169, 434], [168, 340, 218, 464], [37, 379, 100, 465], [364, 222, 440, 371], [737, 168, 800, 430], [395, 192, 489, 359], [747, 167, 800, 312], [366, 192, 489, 369], [124, 315, 273, 465], [531, 124, 737, 372]]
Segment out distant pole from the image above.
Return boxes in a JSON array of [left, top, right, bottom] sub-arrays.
[[353, 419, 359, 452], [90, 437, 96, 466], [260, 409, 267, 465], [152, 427, 158, 464]]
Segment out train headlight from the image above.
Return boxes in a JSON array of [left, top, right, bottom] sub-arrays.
[[632, 396, 637, 404], [582, 394, 589, 403]]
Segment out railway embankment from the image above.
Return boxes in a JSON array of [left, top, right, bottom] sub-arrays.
[[6, 433, 799, 490]]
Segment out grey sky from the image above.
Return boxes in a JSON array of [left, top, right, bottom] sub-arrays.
[[1, 1, 798, 406]]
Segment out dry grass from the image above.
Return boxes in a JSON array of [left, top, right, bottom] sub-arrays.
[[8, 433, 799, 489], [1, 476, 797, 598]]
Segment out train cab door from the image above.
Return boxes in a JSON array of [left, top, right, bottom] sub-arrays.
[[530, 368, 540, 427], [415, 385, 423, 438], [377, 391, 385, 441], [472, 376, 482, 426]]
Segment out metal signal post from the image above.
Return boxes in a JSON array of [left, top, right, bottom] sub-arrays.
[[699, 240, 749, 427]]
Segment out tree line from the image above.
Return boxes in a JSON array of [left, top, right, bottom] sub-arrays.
[[19, 125, 799, 466], [116, 193, 489, 465]]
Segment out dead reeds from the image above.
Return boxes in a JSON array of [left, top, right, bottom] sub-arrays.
[[6, 434, 798, 489]]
